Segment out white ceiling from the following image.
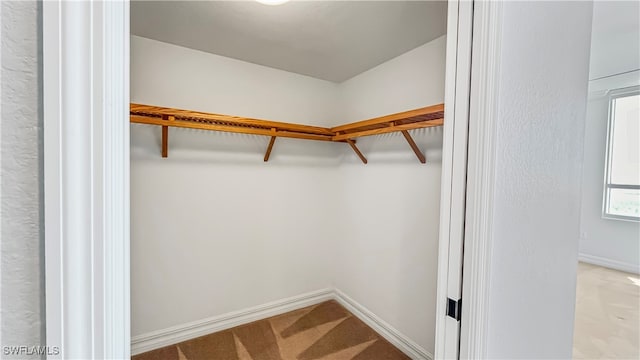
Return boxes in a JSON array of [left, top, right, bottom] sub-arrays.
[[131, 1, 448, 83]]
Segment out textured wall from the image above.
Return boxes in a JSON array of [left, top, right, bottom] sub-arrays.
[[0, 0, 45, 356], [486, 1, 592, 358]]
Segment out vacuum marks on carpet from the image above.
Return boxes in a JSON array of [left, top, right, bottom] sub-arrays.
[[132, 300, 410, 360]]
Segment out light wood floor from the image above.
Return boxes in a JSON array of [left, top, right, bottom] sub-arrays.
[[573, 262, 640, 359]]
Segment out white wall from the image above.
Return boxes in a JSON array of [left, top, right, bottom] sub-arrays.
[[0, 0, 45, 355], [589, 1, 640, 80], [131, 37, 340, 128], [340, 36, 446, 123], [485, 2, 592, 358], [131, 36, 341, 337], [579, 72, 640, 273], [131, 34, 446, 357], [334, 35, 446, 354], [578, 1, 640, 274]]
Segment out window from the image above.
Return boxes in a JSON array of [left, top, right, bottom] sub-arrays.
[[603, 87, 640, 221]]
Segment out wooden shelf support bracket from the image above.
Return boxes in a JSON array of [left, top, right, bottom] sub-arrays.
[[161, 126, 168, 157], [346, 139, 367, 164], [160, 115, 175, 158], [401, 130, 426, 163], [264, 129, 277, 162], [159, 115, 167, 158]]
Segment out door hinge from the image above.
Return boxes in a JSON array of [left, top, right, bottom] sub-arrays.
[[447, 298, 462, 321]]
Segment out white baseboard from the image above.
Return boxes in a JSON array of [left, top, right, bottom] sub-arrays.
[[579, 253, 640, 274], [131, 288, 432, 359], [131, 288, 333, 355], [333, 289, 433, 360]]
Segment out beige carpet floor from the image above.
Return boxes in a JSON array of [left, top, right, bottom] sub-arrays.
[[573, 262, 640, 359], [133, 300, 410, 360]]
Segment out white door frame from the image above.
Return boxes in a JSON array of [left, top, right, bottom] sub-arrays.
[[42, 0, 502, 358], [458, 1, 503, 358], [43, 1, 130, 358], [435, 0, 504, 358], [434, 0, 474, 358]]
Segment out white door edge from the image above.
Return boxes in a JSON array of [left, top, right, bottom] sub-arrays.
[[434, 1, 475, 358]]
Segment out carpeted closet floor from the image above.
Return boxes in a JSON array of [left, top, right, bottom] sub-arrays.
[[132, 300, 410, 360]]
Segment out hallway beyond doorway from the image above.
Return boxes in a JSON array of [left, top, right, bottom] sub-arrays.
[[573, 262, 639, 359]]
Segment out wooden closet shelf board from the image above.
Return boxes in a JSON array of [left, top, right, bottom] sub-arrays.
[[131, 103, 334, 136], [331, 119, 444, 141], [130, 102, 444, 163], [330, 103, 444, 133], [130, 115, 335, 142]]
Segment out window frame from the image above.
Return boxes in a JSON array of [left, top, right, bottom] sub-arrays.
[[602, 86, 640, 222]]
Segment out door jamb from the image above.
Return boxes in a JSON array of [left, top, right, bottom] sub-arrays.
[[42, 0, 501, 358], [43, 1, 130, 358], [434, 0, 474, 358], [435, 1, 504, 358], [459, 1, 503, 358]]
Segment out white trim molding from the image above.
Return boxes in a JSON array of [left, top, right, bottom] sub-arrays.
[[334, 289, 432, 360], [43, 1, 130, 358], [132, 289, 431, 360], [459, 1, 503, 358], [131, 289, 333, 356], [0, 2, 3, 351], [579, 253, 640, 275], [434, 0, 475, 358]]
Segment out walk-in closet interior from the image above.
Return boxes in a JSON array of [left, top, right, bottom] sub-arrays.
[[130, 1, 448, 359]]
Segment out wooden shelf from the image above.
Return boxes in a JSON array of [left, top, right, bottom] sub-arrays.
[[130, 102, 444, 163], [331, 103, 444, 140]]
